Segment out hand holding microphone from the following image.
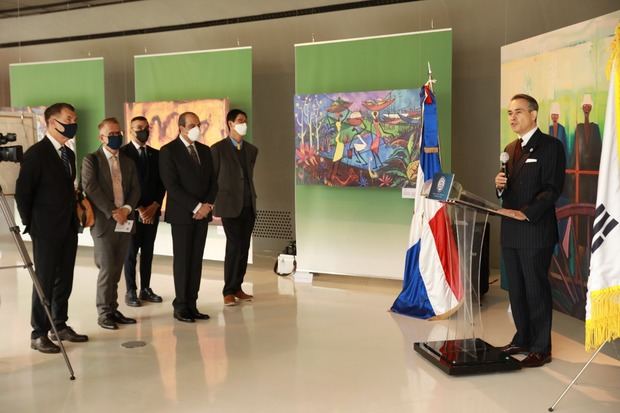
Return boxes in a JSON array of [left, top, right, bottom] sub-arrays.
[[495, 152, 509, 190]]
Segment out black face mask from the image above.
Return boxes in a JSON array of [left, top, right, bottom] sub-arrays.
[[55, 119, 78, 139], [135, 129, 149, 143], [107, 133, 123, 150]]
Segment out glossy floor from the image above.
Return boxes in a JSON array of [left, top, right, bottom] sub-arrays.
[[0, 239, 618, 413]]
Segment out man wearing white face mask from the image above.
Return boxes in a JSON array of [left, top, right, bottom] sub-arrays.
[[211, 109, 258, 306], [159, 112, 217, 322]]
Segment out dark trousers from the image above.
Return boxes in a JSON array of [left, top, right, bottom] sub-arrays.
[[222, 207, 255, 296], [124, 218, 159, 291], [31, 232, 78, 339], [171, 220, 209, 312], [502, 246, 554, 354]]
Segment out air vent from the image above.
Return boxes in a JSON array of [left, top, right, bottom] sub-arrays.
[[253, 209, 293, 240]]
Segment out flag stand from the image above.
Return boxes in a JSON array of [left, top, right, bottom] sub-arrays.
[[548, 340, 617, 411]]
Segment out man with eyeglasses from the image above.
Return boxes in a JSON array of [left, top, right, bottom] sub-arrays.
[[494, 94, 565, 368]]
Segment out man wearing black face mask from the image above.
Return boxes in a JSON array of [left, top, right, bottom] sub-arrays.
[[82, 118, 140, 330], [16, 102, 88, 353], [120, 116, 165, 306]]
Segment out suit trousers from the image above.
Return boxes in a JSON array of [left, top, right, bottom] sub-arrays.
[[124, 218, 159, 291], [502, 246, 554, 354], [30, 232, 78, 339], [171, 220, 209, 312], [94, 230, 131, 316], [222, 207, 255, 296]]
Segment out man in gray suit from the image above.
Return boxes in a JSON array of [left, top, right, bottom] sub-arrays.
[[211, 109, 258, 306], [82, 118, 141, 330]]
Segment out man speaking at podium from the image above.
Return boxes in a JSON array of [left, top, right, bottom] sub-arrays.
[[494, 94, 565, 368]]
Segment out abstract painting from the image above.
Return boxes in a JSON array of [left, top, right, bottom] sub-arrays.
[[124, 98, 229, 148], [294, 88, 422, 187]]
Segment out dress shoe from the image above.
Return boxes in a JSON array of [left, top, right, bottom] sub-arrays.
[[125, 290, 141, 307], [140, 287, 163, 303], [191, 310, 211, 320], [31, 336, 61, 354], [110, 310, 137, 324], [98, 315, 118, 330], [498, 343, 529, 355], [174, 311, 195, 323], [521, 352, 552, 368], [235, 290, 254, 301], [50, 326, 89, 342], [224, 295, 238, 306]]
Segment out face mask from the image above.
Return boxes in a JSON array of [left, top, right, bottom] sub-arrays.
[[135, 129, 149, 143], [107, 133, 123, 150], [55, 119, 78, 139], [187, 126, 201, 142], [234, 123, 248, 136]]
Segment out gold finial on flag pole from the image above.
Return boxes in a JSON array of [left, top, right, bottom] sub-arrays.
[[426, 61, 436, 92]]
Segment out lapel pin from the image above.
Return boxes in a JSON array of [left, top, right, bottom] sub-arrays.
[[529, 148, 533, 152]]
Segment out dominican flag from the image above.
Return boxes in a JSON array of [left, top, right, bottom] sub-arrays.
[[585, 27, 620, 351], [391, 85, 461, 319]]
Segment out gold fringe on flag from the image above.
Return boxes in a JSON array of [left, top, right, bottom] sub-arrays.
[[585, 285, 620, 351]]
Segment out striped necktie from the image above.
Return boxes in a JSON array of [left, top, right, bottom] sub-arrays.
[[189, 144, 200, 166], [59, 145, 72, 176]]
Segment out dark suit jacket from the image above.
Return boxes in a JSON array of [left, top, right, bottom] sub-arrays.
[[15, 137, 78, 239], [81, 147, 141, 237], [211, 138, 258, 217], [498, 129, 566, 248], [120, 142, 165, 215], [159, 137, 217, 225]]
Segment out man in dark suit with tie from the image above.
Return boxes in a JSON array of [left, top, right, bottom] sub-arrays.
[[120, 116, 166, 307], [159, 112, 217, 322], [15, 102, 89, 353], [82, 118, 141, 330], [211, 109, 258, 306], [495, 94, 565, 367]]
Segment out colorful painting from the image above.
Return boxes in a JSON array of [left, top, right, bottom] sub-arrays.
[[124, 98, 229, 148], [294, 88, 422, 187], [500, 11, 620, 320]]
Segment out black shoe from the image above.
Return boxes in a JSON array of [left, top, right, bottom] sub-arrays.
[[521, 352, 552, 368], [98, 315, 118, 330], [125, 290, 141, 307], [139, 287, 163, 303], [110, 310, 137, 324], [191, 310, 210, 320], [50, 326, 89, 342], [31, 336, 61, 353], [173, 310, 195, 323]]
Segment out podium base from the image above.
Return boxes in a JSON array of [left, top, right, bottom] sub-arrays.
[[414, 338, 522, 376]]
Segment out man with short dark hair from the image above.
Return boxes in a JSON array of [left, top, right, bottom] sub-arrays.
[[121, 116, 165, 306], [82, 117, 141, 330], [159, 112, 217, 322], [495, 94, 565, 367], [15, 102, 88, 353], [211, 109, 258, 306]]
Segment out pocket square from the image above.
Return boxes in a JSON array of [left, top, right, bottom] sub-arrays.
[[525, 158, 538, 163]]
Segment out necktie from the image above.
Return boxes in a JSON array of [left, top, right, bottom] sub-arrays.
[[139, 146, 148, 182], [514, 138, 523, 161], [236, 141, 241, 151], [59, 146, 72, 176], [110, 155, 124, 208], [189, 144, 200, 166]]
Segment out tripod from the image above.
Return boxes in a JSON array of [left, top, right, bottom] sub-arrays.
[[0, 184, 75, 380]]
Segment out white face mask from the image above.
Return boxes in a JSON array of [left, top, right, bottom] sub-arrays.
[[187, 126, 201, 142], [234, 123, 247, 136]]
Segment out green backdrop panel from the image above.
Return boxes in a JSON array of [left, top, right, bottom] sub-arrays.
[[134, 47, 252, 142], [295, 30, 452, 278], [9, 57, 106, 166]]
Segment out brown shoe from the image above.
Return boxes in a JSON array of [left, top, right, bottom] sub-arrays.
[[235, 290, 253, 301], [224, 295, 238, 306], [498, 343, 529, 355], [521, 352, 552, 368]]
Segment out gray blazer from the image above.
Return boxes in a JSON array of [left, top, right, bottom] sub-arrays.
[[82, 146, 141, 237], [211, 138, 258, 218]]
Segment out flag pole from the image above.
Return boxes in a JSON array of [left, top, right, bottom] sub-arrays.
[[426, 61, 435, 92], [547, 342, 610, 411]]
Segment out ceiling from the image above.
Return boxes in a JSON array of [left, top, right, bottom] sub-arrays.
[[0, 0, 142, 18]]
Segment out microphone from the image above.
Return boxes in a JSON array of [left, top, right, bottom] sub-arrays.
[[499, 152, 509, 177]]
